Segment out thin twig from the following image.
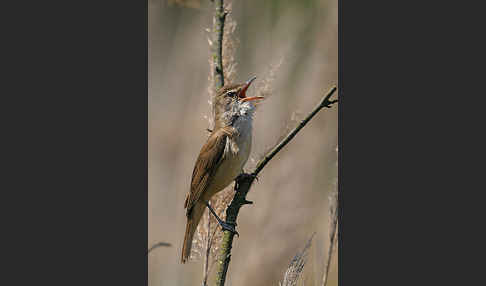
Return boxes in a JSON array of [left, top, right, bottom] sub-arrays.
[[202, 205, 211, 286], [215, 87, 338, 286], [253, 85, 337, 176], [322, 188, 338, 286], [147, 242, 171, 254]]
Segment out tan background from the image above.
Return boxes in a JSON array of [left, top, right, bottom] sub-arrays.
[[149, 0, 338, 285]]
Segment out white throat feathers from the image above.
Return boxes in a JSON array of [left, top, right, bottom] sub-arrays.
[[224, 101, 255, 156]]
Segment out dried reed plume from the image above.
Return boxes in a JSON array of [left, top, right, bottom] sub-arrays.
[[247, 58, 284, 168], [221, 2, 238, 84], [191, 188, 234, 266], [195, 189, 235, 285], [280, 233, 316, 286], [255, 57, 283, 100]]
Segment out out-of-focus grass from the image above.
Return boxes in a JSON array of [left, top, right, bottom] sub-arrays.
[[149, 0, 337, 285]]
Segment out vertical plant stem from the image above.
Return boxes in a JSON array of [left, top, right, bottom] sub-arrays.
[[212, 0, 226, 90], [211, 1, 228, 285], [215, 176, 254, 286], [202, 206, 211, 286], [322, 188, 338, 286]]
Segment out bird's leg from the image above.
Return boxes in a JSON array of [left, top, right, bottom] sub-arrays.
[[205, 201, 239, 237]]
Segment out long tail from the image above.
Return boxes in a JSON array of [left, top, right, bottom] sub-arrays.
[[181, 202, 205, 263]]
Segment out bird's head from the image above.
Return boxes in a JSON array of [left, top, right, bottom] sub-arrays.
[[213, 76, 264, 129]]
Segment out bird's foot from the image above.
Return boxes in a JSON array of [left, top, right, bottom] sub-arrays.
[[219, 221, 239, 237], [206, 201, 240, 236]]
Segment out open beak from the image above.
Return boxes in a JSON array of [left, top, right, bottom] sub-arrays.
[[241, 96, 265, 103], [239, 76, 264, 102]]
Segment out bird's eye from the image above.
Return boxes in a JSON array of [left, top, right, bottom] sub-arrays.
[[227, 91, 237, 97]]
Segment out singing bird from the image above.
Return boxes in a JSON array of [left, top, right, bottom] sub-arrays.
[[181, 76, 263, 263]]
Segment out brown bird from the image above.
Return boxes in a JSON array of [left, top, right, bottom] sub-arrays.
[[181, 76, 263, 263]]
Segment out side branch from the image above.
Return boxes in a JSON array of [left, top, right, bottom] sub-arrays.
[[253, 85, 337, 176], [215, 86, 338, 286]]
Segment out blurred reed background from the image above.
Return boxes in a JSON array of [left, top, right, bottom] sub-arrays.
[[149, 0, 338, 285]]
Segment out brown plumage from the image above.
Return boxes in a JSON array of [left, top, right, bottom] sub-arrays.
[[181, 128, 230, 263], [181, 77, 263, 263]]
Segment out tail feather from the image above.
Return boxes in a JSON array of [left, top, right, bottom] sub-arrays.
[[181, 203, 205, 263]]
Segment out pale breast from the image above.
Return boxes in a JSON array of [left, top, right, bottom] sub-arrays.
[[203, 116, 253, 200]]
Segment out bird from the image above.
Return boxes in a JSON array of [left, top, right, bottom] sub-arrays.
[[181, 76, 263, 263]]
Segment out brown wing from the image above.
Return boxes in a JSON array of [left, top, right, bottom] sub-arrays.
[[185, 128, 229, 216]]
